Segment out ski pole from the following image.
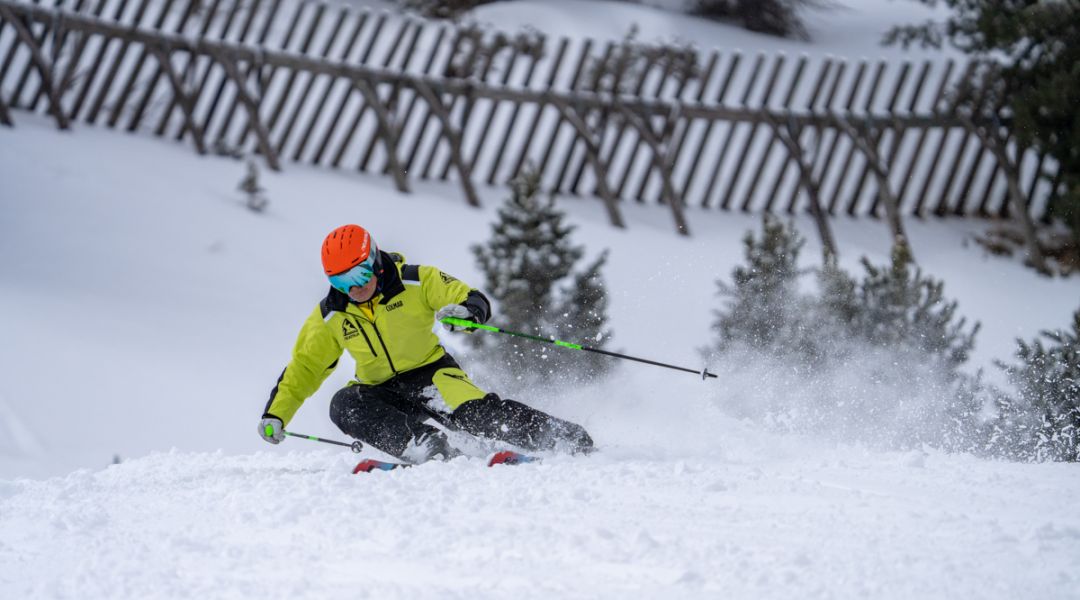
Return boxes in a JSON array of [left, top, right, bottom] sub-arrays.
[[440, 317, 717, 380], [283, 430, 364, 453]]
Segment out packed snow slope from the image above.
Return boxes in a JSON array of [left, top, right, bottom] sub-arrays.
[[2, 83, 1080, 600]]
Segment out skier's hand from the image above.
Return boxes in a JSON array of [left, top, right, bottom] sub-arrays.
[[436, 304, 473, 332], [258, 416, 285, 444]]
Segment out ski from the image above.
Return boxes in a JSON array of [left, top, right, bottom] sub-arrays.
[[352, 459, 408, 473], [487, 450, 540, 467], [353, 451, 539, 474]]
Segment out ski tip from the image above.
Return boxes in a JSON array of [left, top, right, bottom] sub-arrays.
[[353, 459, 402, 474], [488, 451, 540, 467]]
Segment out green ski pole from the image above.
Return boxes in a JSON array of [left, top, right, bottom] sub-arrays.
[[282, 430, 364, 453], [440, 317, 717, 380]]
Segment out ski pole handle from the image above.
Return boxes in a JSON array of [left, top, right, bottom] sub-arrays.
[[284, 430, 364, 453]]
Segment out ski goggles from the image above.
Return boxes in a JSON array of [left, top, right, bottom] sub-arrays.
[[327, 252, 378, 293]]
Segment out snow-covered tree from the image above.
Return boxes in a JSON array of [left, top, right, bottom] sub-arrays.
[[691, 0, 829, 39], [989, 310, 1080, 462], [708, 215, 813, 357], [472, 166, 613, 382], [553, 250, 614, 376], [851, 238, 978, 376]]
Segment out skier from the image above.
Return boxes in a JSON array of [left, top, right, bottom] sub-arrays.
[[257, 224, 593, 464]]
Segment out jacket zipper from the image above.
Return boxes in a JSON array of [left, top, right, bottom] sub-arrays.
[[370, 320, 398, 376], [355, 319, 378, 357]]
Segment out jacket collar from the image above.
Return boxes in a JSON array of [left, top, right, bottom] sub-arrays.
[[322, 250, 405, 311]]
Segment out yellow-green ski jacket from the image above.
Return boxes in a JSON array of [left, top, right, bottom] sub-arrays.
[[263, 251, 491, 425]]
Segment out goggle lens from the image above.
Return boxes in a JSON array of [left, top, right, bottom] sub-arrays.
[[328, 254, 377, 293]]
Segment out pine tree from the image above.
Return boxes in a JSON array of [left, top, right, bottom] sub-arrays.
[[710, 215, 807, 355], [239, 160, 267, 213], [992, 310, 1080, 462], [553, 250, 614, 376], [852, 238, 979, 375], [691, 0, 829, 39], [472, 166, 614, 380]]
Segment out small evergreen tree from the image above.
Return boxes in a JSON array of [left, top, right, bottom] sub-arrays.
[[472, 166, 613, 381], [239, 160, 267, 213], [691, 0, 829, 39], [553, 250, 614, 376], [991, 310, 1080, 462], [709, 215, 806, 355], [851, 238, 979, 375]]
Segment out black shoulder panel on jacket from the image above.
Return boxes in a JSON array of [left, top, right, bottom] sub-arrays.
[[401, 264, 420, 282], [320, 287, 350, 317]]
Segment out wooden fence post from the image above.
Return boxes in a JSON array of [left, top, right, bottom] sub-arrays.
[[214, 50, 281, 171], [412, 79, 481, 207], [550, 96, 625, 229], [146, 43, 208, 154], [834, 118, 908, 252], [762, 111, 838, 260], [0, 89, 13, 125], [353, 77, 411, 194], [960, 114, 1049, 273], [0, 3, 68, 129], [616, 103, 689, 235]]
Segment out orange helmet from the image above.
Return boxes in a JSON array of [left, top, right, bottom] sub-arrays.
[[321, 224, 377, 276]]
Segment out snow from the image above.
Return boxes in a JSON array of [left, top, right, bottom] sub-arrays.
[[2, 1, 1079, 597]]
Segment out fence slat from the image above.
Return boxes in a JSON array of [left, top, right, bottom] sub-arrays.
[[121, 0, 200, 132], [330, 15, 405, 169], [192, 0, 264, 142], [700, 52, 761, 208], [432, 28, 501, 181], [534, 38, 592, 181], [83, 0, 153, 124], [104, 0, 176, 128], [844, 60, 907, 216], [484, 33, 545, 184], [291, 10, 369, 162], [0, 1, 69, 127], [28, 0, 92, 111], [744, 55, 806, 212], [508, 35, 568, 180], [785, 59, 846, 213], [681, 51, 740, 206], [230, 0, 307, 150], [0, 0, 45, 91], [358, 18, 422, 172], [399, 24, 466, 173], [9, 0, 65, 108], [769, 58, 831, 212], [719, 53, 785, 210], [824, 60, 869, 214], [274, 4, 347, 157], [204, 0, 281, 143]]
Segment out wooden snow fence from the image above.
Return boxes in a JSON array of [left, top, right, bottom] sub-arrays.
[[0, 0, 1059, 243]]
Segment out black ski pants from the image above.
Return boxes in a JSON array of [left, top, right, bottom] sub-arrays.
[[329, 355, 593, 458]]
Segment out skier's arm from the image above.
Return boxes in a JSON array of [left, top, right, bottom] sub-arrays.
[[419, 265, 491, 324], [263, 305, 343, 426]]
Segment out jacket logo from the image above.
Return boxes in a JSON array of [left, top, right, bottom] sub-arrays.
[[341, 319, 360, 340], [439, 271, 458, 285], [385, 300, 404, 312]]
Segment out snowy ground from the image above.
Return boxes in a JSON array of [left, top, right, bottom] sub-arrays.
[[3, 109, 1080, 600], [2, 1, 1079, 596]]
